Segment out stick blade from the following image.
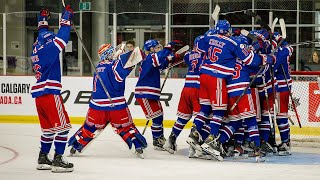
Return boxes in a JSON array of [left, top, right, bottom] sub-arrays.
[[241, 29, 258, 42], [175, 45, 190, 55], [211, 5, 220, 27], [279, 18, 287, 39], [124, 47, 144, 68], [271, 17, 278, 33]]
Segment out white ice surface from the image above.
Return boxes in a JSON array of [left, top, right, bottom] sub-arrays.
[[0, 124, 320, 180]]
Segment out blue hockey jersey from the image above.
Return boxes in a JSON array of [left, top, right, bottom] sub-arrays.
[[197, 34, 261, 79], [274, 45, 294, 92], [89, 56, 133, 111], [227, 60, 252, 97], [135, 48, 172, 100], [183, 50, 205, 89], [30, 26, 71, 98]]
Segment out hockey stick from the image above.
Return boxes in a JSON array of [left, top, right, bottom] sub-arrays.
[[281, 64, 302, 128], [240, 29, 258, 42], [211, 5, 220, 28], [289, 40, 320, 47], [230, 65, 266, 111], [262, 75, 275, 134], [271, 17, 278, 33], [142, 45, 190, 135], [61, 0, 114, 106]]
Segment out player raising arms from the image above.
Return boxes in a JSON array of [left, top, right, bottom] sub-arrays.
[[164, 36, 205, 154], [30, 6, 74, 172], [187, 20, 274, 160], [135, 39, 180, 150], [68, 44, 147, 158]]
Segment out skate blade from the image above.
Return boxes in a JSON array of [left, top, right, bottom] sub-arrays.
[[136, 153, 145, 159], [277, 151, 291, 156], [153, 146, 165, 151], [51, 166, 74, 173], [255, 156, 266, 163], [36, 164, 52, 170], [233, 153, 249, 159]]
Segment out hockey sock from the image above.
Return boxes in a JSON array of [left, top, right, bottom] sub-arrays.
[[219, 120, 241, 144], [276, 116, 290, 143], [54, 130, 69, 155], [209, 110, 226, 137], [244, 117, 260, 147], [40, 132, 54, 154], [258, 115, 271, 142], [243, 124, 250, 142], [200, 124, 211, 140], [151, 115, 164, 138], [193, 105, 212, 132], [172, 117, 190, 137], [234, 127, 245, 144]]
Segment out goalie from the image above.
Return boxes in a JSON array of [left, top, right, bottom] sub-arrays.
[[68, 44, 147, 158]]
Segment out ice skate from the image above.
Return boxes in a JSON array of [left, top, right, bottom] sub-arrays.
[[51, 154, 74, 173], [277, 142, 291, 156], [188, 145, 213, 160], [36, 151, 52, 170], [253, 146, 266, 162], [153, 135, 166, 151], [233, 144, 249, 159], [201, 135, 224, 161], [135, 148, 145, 159], [186, 126, 203, 153], [242, 141, 255, 157], [261, 141, 274, 156], [164, 132, 177, 154]]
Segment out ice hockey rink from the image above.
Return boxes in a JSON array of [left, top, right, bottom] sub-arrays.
[[0, 123, 320, 180]]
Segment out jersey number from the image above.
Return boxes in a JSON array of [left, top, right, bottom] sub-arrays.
[[232, 64, 242, 80], [33, 64, 42, 80], [190, 59, 198, 72], [208, 47, 222, 62]]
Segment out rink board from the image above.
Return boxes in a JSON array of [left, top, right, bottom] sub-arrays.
[[0, 76, 320, 137]]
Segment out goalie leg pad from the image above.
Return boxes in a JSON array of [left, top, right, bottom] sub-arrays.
[[118, 125, 148, 150]]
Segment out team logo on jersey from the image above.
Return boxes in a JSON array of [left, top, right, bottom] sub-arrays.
[[240, 44, 245, 49]]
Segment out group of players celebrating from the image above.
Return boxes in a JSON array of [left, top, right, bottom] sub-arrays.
[[31, 5, 293, 173]]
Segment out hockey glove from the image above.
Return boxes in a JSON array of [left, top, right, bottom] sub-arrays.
[[260, 54, 276, 65], [38, 8, 50, 30], [164, 40, 182, 50], [60, 5, 74, 26]]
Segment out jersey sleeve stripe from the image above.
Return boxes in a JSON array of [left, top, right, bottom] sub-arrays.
[[112, 60, 124, 82], [151, 53, 160, 67]]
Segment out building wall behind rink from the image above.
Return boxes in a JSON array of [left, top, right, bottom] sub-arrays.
[[1, 76, 320, 130]]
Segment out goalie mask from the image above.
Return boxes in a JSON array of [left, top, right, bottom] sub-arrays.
[[98, 44, 115, 61]]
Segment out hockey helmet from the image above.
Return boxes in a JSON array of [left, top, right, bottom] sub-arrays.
[[272, 31, 288, 46], [193, 35, 203, 49], [98, 44, 115, 61], [36, 31, 55, 46], [251, 29, 269, 41], [144, 39, 159, 51], [215, 20, 231, 34]]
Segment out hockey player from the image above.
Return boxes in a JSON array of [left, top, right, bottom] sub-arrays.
[[68, 44, 147, 158], [164, 36, 205, 154], [222, 35, 265, 161], [30, 6, 74, 172], [272, 32, 293, 155], [187, 20, 274, 160], [135, 39, 181, 150]]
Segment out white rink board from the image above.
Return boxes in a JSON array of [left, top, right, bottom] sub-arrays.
[[1, 76, 320, 127]]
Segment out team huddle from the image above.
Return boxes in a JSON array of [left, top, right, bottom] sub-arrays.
[[31, 5, 293, 172]]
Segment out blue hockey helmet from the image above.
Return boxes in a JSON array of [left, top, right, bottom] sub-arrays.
[[251, 29, 269, 41], [272, 31, 288, 46], [36, 31, 55, 46], [193, 35, 203, 48], [215, 20, 231, 34], [98, 43, 115, 61], [144, 39, 159, 51]]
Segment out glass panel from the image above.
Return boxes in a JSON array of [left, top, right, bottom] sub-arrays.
[[144, 32, 165, 45], [117, 32, 136, 45], [6, 13, 29, 75], [64, 32, 79, 76], [0, 13, 2, 75]]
